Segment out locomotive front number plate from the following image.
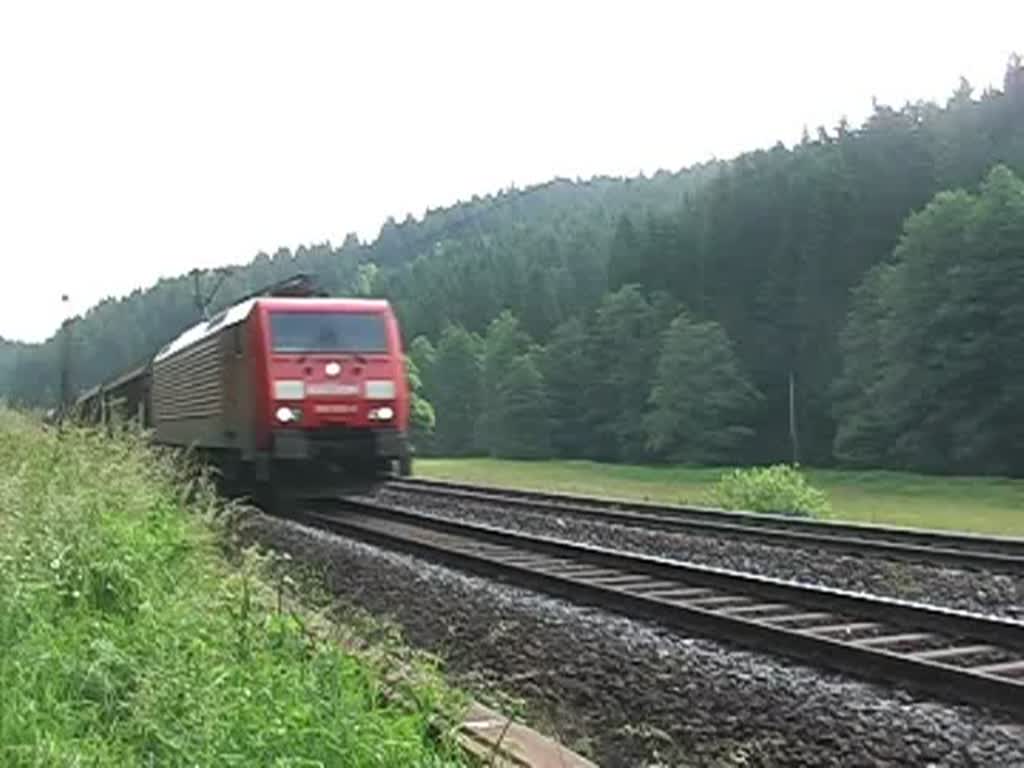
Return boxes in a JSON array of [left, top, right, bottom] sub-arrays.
[[314, 403, 358, 414], [307, 382, 361, 396]]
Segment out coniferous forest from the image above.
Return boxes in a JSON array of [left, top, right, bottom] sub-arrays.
[[2, 58, 1023, 476]]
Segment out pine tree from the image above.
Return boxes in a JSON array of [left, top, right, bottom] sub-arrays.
[[584, 285, 663, 461], [541, 317, 592, 457], [431, 325, 483, 456], [477, 311, 530, 455], [831, 264, 896, 466], [494, 353, 551, 458], [645, 313, 759, 462], [607, 215, 641, 291]]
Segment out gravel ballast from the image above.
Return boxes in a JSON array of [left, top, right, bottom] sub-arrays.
[[238, 512, 1024, 768], [375, 488, 1024, 621]]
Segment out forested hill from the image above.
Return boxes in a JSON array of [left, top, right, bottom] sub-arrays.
[[3, 57, 1023, 476], [0, 166, 716, 406]]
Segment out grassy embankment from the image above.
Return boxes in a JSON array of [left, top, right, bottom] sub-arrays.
[[0, 409, 466, 767], [416, 458, 1024, 536]]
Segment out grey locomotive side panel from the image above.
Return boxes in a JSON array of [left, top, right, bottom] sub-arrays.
[[151, 331, 228, 448]]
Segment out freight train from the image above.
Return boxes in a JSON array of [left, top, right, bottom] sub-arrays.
[[75, 281, 412, 502]]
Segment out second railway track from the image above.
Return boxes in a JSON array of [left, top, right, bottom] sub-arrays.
[[298, 497, 1024, 718], [386, 477, 1024, 573]]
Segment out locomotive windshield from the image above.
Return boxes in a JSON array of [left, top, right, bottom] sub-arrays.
[[269, 311, 388, 353]]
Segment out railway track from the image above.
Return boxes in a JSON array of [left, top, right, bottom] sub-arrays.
[[297, 497, 1024, 717], [386, 477, 1024, 573]]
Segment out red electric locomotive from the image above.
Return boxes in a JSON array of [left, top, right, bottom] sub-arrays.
[[77, 282, 412, 499]]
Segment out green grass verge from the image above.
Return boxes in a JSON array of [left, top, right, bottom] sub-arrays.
[[0, 409, 466, 767], [415, 458, 1024, 537]]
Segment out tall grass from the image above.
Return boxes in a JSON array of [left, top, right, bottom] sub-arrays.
[[0, 409, 465, 766]]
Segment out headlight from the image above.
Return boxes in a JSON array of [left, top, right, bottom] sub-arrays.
[[369, 406, 394, 421], [275, 406, 301, 423], [365, 379, 396, 399]]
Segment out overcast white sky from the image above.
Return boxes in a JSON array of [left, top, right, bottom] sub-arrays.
[[1, 1, 1021, 343]]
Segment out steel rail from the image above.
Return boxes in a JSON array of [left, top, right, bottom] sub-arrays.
[[387, 477, 1024, 573], [297, 497, 1024, 718]]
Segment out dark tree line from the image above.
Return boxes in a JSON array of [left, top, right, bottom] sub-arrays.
[[2, 57, 1023, 475], [0, 337, 23, 397], [408, 294, 757, 463], [833, 165, 1024, 476]]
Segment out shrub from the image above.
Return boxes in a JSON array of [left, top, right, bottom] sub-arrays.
[[710, 464, 830, 518]]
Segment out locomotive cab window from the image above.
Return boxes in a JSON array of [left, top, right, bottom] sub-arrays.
[[270, 312, 388, 353]]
